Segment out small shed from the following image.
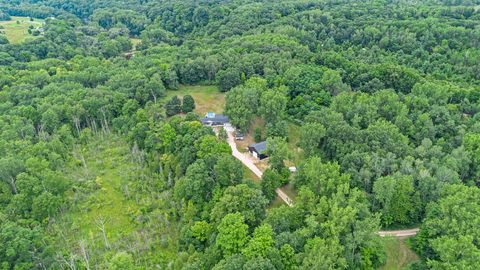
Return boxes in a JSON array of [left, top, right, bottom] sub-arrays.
[[201, 112, 229, 126], [248, 141, 268, 160]]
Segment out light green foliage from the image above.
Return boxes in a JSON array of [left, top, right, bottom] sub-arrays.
[[301, 237, 347, 270], [299, 122, 326, 157], [216, 213, 249, 256], [294, 156, 349, 198], [225, 84, 260, 132], [266, 137, 290, 171], [1, 1, 479, 269], [373, 174, 418, 226], [191, 221, 213, 242], [260, 168, 282, 201], [260, 88, 288, 123], [214, 154, 244, 187], [417, 185, 480, 268], [242, 224, 274, 259], [195, 135, 231, 159], [464, 133, 480, 181], [175, 159, 214, 204], [321, 69, 350, 96], [211, 184, 268, 227], [279, 244, 296, 270], [109, 252, 135, 270]]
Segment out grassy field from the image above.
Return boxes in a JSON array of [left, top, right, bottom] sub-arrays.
[[286, 121, 303, 165], [381, 237, 420, 270], [0, 16, 44, 43], [166, 85, 225, 116], [52, 135, 178, 267], [52, 137, 143, 256]]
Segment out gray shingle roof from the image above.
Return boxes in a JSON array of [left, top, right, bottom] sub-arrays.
[[201, 114, 229, 124], [249, 141, 267, 154]]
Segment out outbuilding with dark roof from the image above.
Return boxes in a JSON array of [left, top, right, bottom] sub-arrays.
[[248, 141, 268, 160]]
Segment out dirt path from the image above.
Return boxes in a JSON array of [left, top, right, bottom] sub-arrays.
[[378, 228, 420, 237], [225, 129, 294, 207]]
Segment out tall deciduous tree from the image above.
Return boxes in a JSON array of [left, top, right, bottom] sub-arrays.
[[216, 213, 249, 256], [211, 184, 268, 227], [373, 173, 418, 226]]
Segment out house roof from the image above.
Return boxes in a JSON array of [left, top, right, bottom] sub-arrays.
[[249, 141, 267, 154], [201, 114, 229, 123]]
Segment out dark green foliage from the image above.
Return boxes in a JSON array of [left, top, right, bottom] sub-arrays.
[[261, 169, 281, 201], [217, 67, 241, 92], [254, 127, 262, 142], [165, 95, 181, 116], [1, 0, 479, 268], [182, 94, 195, 113]]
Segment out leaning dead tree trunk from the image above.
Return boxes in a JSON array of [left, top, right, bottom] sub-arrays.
[[100, 107, 110, 135], [8, 176, 17, 194], [73, 116, 81, 136], [58, 253, 77, 270], [95, 216, 110, 249], [79, 240, 90, 270]]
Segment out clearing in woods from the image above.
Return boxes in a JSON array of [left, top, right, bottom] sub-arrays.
[[51, 135, 177, 265], [380, 237, 420, 270], [0, 16, 44, 43], [166, 85, 226, 116]]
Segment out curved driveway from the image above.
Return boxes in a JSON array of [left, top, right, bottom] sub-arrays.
[[226, 130, 293, 207]]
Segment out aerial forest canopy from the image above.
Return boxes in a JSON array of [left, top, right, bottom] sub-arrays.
[[0, 0, 480, 269]]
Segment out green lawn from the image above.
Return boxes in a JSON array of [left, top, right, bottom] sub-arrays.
[[166, 85, 226, 116], [286, 121, 303, 165], [380, 237, 420, 270], [243, 165, 260, 182], [0, 16, 44, 43]]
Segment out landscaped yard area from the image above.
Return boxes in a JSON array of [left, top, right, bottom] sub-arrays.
[[0, 16, 44, 43], [166, 85, 225, 116]]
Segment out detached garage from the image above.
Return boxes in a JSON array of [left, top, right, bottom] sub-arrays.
[[248, 141, 268, 160]]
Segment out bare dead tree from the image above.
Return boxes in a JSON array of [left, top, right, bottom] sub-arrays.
[[79, 240, 90, 270], [150, 89, 157, 104], [95, 216, 111, 249], [100, 107, 110, 135], [8, 176, 17, 194], [73, 116, 81, 136], [57, 252, 77, 270]]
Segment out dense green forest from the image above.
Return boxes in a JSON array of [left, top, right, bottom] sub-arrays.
[[1, 0, 480, 269]]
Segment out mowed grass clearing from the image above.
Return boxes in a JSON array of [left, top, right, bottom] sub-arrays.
[[380, 237, 419, 270], [0, 16, 44, 43], [166, 85, 225, 115]]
